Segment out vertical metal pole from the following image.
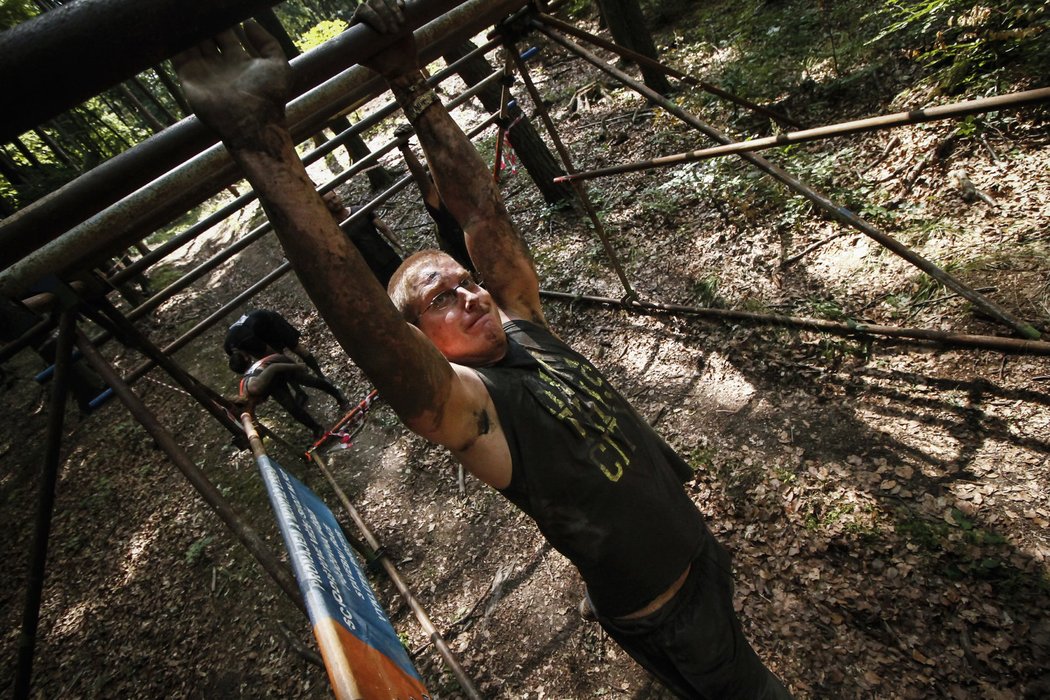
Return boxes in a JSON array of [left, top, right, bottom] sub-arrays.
[[13, 310, 76, 700], [507, 41, 637, 301]]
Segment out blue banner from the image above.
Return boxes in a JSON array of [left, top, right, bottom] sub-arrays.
[[257, 455, 429, 699]]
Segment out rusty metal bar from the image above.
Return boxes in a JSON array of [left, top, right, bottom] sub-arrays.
[[508, 41, 638, 300], [81, 298, 246, 440], [13, 310, 76, 700], [66, 108, 505, 402], [534, 23, 1042, 341], [552, 88, 1050, 183], [0, 0, 527, 277], [74, 328, 306, 613], [0, 0, 280, 141], [88, 262, 293, 411], [107, 37, 501, 288], [0, 316, 53, 366], [539, 289, 1050, 355]]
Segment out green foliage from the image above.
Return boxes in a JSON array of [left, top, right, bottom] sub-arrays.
[[296, 18, 349, 53], [0, 0, 38, 30], [688, 446, 716, 472], [146, 263, 183, 292], [563, 0, 595, 20], [689, 274, 722, 307], [275, 0, 354, 38], [817, 337, 870, 363], [811, 297, 846, 320], [867, 0, 1050, 93], [184, 535, 215, 566], [638, 186, 681, 222]]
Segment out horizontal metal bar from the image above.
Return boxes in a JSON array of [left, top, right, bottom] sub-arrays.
[[553, 88, 1050, 183], [0, 0, 527, 275], [539, 290, 1050, 355]]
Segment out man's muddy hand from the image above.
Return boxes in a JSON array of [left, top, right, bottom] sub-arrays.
[[351, 0, 420, 78], [172, 22, 291, 145]]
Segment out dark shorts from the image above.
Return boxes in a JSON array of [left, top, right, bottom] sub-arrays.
[[595, 536, 792, 700]]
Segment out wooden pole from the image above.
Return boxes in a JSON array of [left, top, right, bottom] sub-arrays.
[[539, 289, 1050, 355]]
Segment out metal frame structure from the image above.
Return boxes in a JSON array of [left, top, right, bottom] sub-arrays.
[[4, 0, 1048, 697]]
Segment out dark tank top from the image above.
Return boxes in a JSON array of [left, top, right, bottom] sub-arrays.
[[475, 320, 704, 616]]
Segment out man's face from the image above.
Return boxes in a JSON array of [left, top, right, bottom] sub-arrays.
[[411, 256, 506, 366], [321, 191, 344, 216]]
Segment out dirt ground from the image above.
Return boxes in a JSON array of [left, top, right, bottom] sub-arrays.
[[2, 2, 1049, 698]]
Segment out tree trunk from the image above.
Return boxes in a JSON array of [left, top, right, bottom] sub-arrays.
[[98, 91, 139, 138], [11, 136, 42, 167], [0, 148, 27, 185], [33, 127, 74, 167], [596, 0, 672, 95], [117, 83, 165, 133], [79, 100, 132, 152], [130, 75, 178, 126], [442, 40, 572, 205], [153, 63, 191, 117]]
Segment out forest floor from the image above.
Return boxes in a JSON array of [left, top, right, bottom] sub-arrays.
[[2, 1, 1049, 698]]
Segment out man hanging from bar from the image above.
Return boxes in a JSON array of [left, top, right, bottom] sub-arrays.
[[320, 189, 404, 287], [237, 352, 348, 439], [393, 123, 474, 274], [173, 2, 791, 696]]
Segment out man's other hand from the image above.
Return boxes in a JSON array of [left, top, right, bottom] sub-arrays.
[[351, 0, 420, 78]]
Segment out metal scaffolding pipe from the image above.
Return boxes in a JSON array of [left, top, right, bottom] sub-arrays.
[[87, 263, 293, 411], [105, 37, 499, 289], [74, 329, 306, 613], [13, 310, 75, 700], [509, 40, 638, 299], [0, 0, 527, 276], [81, 299, 246, 440], [534, 23, 1042, 341], [0, 0, 280, 141], [0, 55, 510, 301], [539, 290, 1050, 355], [552, 88, 1050, 183]]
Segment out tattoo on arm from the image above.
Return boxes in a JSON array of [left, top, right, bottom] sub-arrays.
[[476, 409, 491, 437]]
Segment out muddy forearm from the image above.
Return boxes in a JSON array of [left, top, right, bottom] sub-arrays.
[[389, 75, 519, 250], [388, 72, 541, 317], [227, 127, 454, 424]]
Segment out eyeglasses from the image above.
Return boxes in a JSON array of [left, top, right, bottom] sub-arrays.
[[419, 276, 481, 319]]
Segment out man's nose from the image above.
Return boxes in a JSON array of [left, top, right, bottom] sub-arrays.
[[459, 284, 481, 309]]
